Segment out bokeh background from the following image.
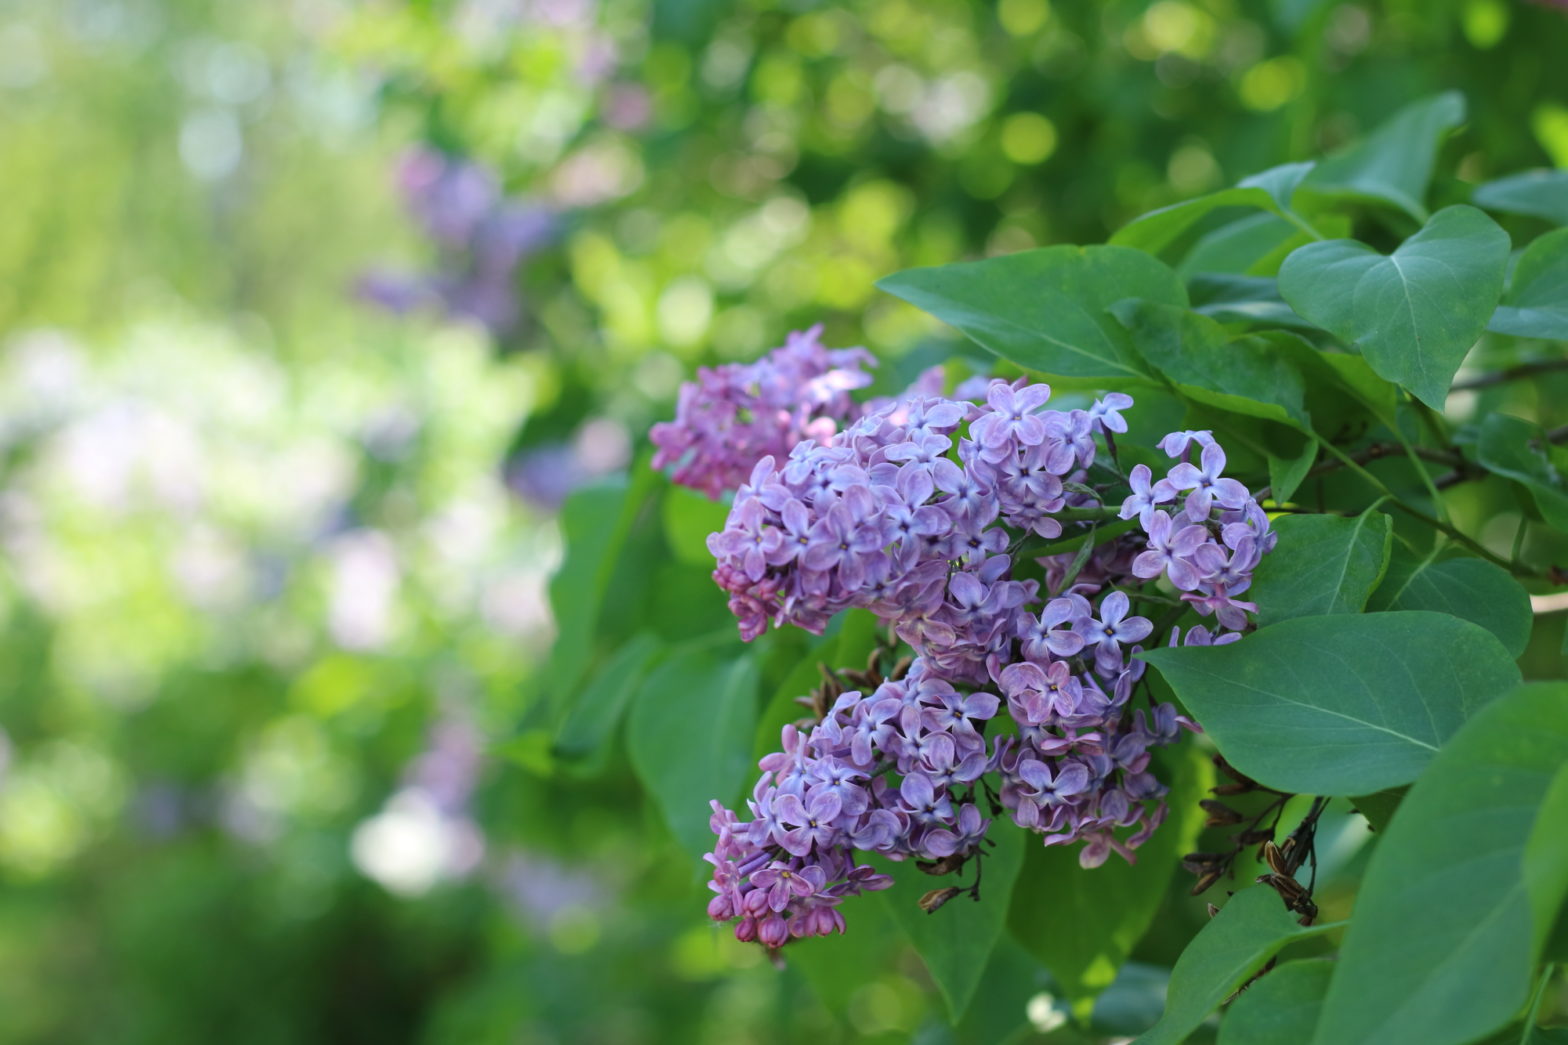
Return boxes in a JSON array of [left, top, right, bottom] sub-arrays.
[[0, 0, 1565, 1042]]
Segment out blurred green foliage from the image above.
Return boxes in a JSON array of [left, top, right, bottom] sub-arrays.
[[0, 0, 1564, 1042]]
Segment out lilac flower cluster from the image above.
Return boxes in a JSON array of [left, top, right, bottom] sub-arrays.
[[358, 148, 556, 338], [649, 327, 878, 500], [676, 370, 1276, 950], [1119, 431, 1278, 631], [706, 659, 996, 949]]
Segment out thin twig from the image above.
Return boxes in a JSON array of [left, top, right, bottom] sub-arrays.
[[1452, 359, 1568, 392]]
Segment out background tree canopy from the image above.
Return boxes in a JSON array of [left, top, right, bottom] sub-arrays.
[[0, 0, 1565, 1043]]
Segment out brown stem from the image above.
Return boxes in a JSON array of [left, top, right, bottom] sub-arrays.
[[1452, 359, 1568, 392]]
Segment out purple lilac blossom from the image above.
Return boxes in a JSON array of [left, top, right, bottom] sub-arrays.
[[662, 355, 1276, 950], [650, 326, 877, 501]]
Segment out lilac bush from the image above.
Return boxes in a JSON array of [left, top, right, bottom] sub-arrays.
[[654, 351, 1277, 952]]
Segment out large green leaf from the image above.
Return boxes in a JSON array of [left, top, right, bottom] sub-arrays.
[[1140, 612, 1521, 796], [1368, 548, 1533, 657], [1278, 205, 1511, 408], [552, 632, 666, 770], [1312, 683, 1568, 1045], [661, 483, 732, 565], [1188, 274, 1316, 330], [1111, 162, 1315, 256], [1111, 301, 1310, 430], [1135, 886, 1339, 1045], [546, 467, 661, 716], [1299, 92, 1465, 222], [875, 246, 1186, 382], [1218, 959, 1333, 1045], [626, 642, 760, 858], [1474, 169, 1568, 227], [1490, 227, 1568, 340], [875, 819, 1026, 1023], [1247, 509, 1392, 626], [1008, 745, 1210, 1017], [1475, 413, 1568, 530]]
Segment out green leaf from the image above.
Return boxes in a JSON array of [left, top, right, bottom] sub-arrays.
[[876, 246, 1186, 382], [626, 643, 760, 859], [1180, 213, 1314, 278], [1278, 205, 1511, 408], [1008, 745, 1211, 1017], [1247, 509, 1392, 626], [1264, 428, 1318, 504], [875, 819, 1026, 1023], [1135, 886, 1338, 1045], [1474, 169, 1568, 227], [790, 892, 901, 1017], [1111, 301, 1310, 430], [1490, 227, 1568, 340], [1299, 92, 1466, 222], [1475, 413, 1568, 530], [661, 484, 731, 565], [546, 467, 661, 715], [1140, 611, 1521, 795], [1111, 162, 1315, 256], [1218, 959, 1334, 1045], [1189, 274, 1317, 330], [1349, 787, 1406, 832], [1525, 762, 1568, 953], [552, 632, 665, 769], [1368, 548, 1533, 657], [1312, 682, 1568, 1045]]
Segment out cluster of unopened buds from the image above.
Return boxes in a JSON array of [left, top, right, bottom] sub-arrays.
[[653, 329, 1276, 953]]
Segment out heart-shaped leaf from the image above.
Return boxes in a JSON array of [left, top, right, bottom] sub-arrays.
[[1247, 509, 1392, 626], [1278, 205, 1510, 408], [876, 246, 1186, 382], [1490, 227, 1568, 340], [1140, 611, 1521, 796], [1474, 169, 1568, 227], [1312, 682, 1568, 1045]]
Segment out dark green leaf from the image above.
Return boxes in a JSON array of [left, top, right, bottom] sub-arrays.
[[546, 467, 661, 714], [1475, 413, 1568, 530], [1525, 762, 1568, 953], [1247, 510, 1392, 626], [1349, 787, 1406, 832], [1299, 92, 1465, 222], [1140, 612, 1521, 795], [875, 818, 1026, 1022], [1278, 205, 1511, 408], [1189, 274, 1316, 330], [876, 246, 1186, 382], [1111, 162, 1315, 256], [1474, 169, 1568, 227], [1180, 213, 1314, 278], [627, 643, 760, 858], [1136, 886, 1338, 1045], [1008, 745, 1210, 1016], [1264, 429, 1318, 504], [1111, 300, 1310, 430], [1312, 683, 1568, 1045], [1490, 227, 1568, 340], [1368, 548, 1533, 657], [1218, 959, 1334, 1045], [790, 891, 901, 1018], [552, 632, 665, 769]]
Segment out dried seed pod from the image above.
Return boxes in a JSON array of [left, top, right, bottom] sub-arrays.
[[1235, 826, 1275, 845], [916, 853, 968, 876], [1190, 869, 1224, 895], [1261, 841, 1289, 876], [919, 887, 963, 914], [1200, 799, 1245, 826], [1206, 903, 1221, 919]]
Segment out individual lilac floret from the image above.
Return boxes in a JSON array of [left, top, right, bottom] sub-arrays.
[[651, 326, 875, 500]]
